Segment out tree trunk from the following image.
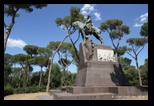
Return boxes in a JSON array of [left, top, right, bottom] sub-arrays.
[[23, 69, 27, 87], [26, 65, 29, 86], [4, 7, 19, 53], [46, 59, 53, 92], [39, 66, 43, 87], [23, 64, 29, 87], [135, 57, 142, 86], [46, 35, 69, 92], [18, 70, 22, 88], [4, 26, 12, 53]]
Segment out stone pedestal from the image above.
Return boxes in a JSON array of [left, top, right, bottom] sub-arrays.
[[75, 39, 129, 86], [52, 40, 148, 100]]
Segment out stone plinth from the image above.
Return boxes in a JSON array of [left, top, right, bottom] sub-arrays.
[[75, 40, 129, 86], [53, 86, 148, 100]]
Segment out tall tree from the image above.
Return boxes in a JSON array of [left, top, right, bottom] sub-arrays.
[[140, 22, 148, 37], [4, 4, 47, 53], [125, 38, 148, 86], [55, 6, 84, 62], [37, 47, 52, 58], [48, 63, 62, 89], [23, 45, 39, 87], [118, 57, 132, 69], [10, 67, 22, 88], [23, 45, 39, 57], [139, 58, 148, 85], [13, 54, 28, 88], [36, 47, 52, 87], [30, 56, 49, 87], [46, 6, 84, 92], [4, 53, 14, 86], [47, 41, 75, 86], [124, 65, 139, 85], [29, 71, 40, 86], [100, 19, 130, 57]]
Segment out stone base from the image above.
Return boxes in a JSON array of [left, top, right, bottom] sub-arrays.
[[75, 61, 129, 86], [53, 92, 116, 100], [66, 86, 117, 94], [75, 41, 129, 87], [53, 86, 148, 100]]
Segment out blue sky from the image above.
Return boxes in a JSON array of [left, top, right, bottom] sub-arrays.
[[4, 4, 148, 73]]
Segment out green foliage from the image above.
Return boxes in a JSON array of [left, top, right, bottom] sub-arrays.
[[61, 70, 76, 86], [4, 84, 14, 96], [13, 86, 46, 94], [70, 6, 84, 22], [140, 22, 148, 37], [4, 4, 47, 17], [58, 58, 71, 68], [29, 72, 40, 86], [139, 58, 148, 85], [37, 47, 52, 58], [100, 19, 130, 57], [4, 64, 12, 85], [124, 65, 139, 85], [13, 54, 28, 65], [30, 56, 49, 67], [126, 38, 148, 46], [50, 63, 62, 89], [118, 57, 132, 67], [4, 88, 14, 97], [55, 6, 84, 29], [100, 19, 130, 37], [4, 53, 13, 85], [113, 46, 128, 57], [54, 6, 84, 67], [47, 41, 78, 66], [23, 45, 39, 57], [4, 53, 13, 64]]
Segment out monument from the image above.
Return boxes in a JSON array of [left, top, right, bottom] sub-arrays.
[[74, 39, 129, 87], [51, 15, 148, 100]]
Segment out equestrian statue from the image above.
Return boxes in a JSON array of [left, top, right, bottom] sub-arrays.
[[72, 15, 104, 44]]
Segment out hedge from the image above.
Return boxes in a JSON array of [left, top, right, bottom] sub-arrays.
[[4, 86, 46, 97], [4, 88, 14, 97], [13, 86, 46, 94]]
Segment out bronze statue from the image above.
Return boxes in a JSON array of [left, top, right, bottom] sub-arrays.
[[72, 15, 104, 44]]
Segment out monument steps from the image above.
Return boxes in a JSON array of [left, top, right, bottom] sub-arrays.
[[53, 92, 117, 100]]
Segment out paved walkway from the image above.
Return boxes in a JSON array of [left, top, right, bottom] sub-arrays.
[[38, 95, 53, 100]]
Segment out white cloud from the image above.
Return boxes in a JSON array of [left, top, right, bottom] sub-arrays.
[[81, 4, 95, 14], [81, 4, 101, 21], [7, 38, 27, 48], [140, 12, 148, 22], [133, 12, 148, 27], [94, 12, 101, 21], [133, 23, 143, 27], [140, 12, 148, 19], [140, 17, 146, 22]]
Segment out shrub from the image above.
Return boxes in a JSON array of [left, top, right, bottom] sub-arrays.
[[13, 86, 46, 94], [4, 85, 14, 97]]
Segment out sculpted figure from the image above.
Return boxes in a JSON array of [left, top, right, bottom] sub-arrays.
[[72, 15, 104, 44]]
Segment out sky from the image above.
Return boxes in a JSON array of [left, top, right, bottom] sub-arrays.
[[4, 4, 148, 73]]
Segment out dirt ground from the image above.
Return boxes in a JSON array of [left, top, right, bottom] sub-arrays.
[[4, 92, 49, 100], [4, 92, 148, 100]]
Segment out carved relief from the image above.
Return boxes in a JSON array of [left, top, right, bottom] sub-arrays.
[[97, 49, 117, 62]]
